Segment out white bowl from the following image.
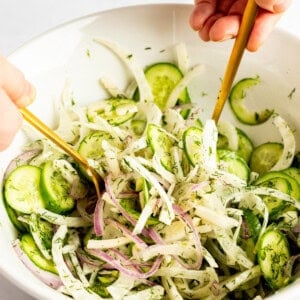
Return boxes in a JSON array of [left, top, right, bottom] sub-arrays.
[[0, 3, 300, 299]]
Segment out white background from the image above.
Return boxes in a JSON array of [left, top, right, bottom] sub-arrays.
[[0, 0, 299, 299]]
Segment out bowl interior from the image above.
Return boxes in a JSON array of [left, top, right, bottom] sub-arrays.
[[0, 3, 300, 299]]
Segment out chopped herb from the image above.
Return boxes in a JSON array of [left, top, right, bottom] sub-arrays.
[[288, 87, 296, 99]]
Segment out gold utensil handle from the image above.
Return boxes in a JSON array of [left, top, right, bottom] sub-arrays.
[[212, 0, 258, 123], [20, 107, 89, 169], [21, 107, 102, 197]]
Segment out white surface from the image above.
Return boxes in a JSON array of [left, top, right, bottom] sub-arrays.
[[0, 1, 299, 299]]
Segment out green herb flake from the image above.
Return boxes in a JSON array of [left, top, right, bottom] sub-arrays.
[[288, 87, 296, 100]]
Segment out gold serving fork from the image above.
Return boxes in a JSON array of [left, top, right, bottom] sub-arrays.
[[212, 0, 258, 122], [20, 108, 102, 200]]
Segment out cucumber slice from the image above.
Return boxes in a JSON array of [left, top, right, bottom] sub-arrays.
[[4, 200, 28, 232], [217, 128, 254, 163], [131, 119, 146, 136], [255, 171, 300, 201], [147, 123, 173, 171], [282, 167, 300, 183], [259, 177, 292, 218], [239, 209, 262, 261], [78, 131, 114, 160], [4, 165, 45, 214], [20, 234, 57, 274], [90, 283, 111, 298], [97, 270, 119, 286], [87, 98, 138, 126], [229, 77, 273, 125], [250, 142, 283, 175], [236, 128, 254, 163], [218, 150, 250, 182], [144, 62, 190, 110], [257, 229, 290, 289], [119, 198, 159, 226], [182, 126, 203, 167], [242, 209, 262, 242], [29, 214, 54, 254], [78, 131, 120, 177], [135, 177, 150, 210], [40, 161, 75, 214]]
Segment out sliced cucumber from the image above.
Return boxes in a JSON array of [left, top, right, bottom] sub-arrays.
[[90, 283, 111, 298], [135, 177, 150, 210], [236, 128, 254, 163], [182, 126, 203, 167], [254, 171, 300, 201], [29, 214, 54, 256], [131, 119, 146, 136], [229, 77, 273, 125], [119, 198, 159, 226], [97, 270, 119, 286], [87, 98, 137, 126], [20, 234, 57, 274], [250, 143, 283, 175], [282, 167, 300, 184], [78, 131, 120, 177], [242, 209, 261, 242], [144, 62, 190, 110], [218, 150, 250, 182], [4, 165, 45, 214], [4, 201, 28, 232], [257, 229, 290, 289], [40, 161, 75, 214], [217, 128, 254, 163], [147, 123, 173, 171], [239, 209, 262, 262], [78, 131, 114, 160], [90, 271, 119, 297], [259, 177, 292, 218]]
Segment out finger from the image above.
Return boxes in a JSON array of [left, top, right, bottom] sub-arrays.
[[0, 88, 23, 150], [247, 10, 282, 51], [209, 15, 241, 41], [255, 0, 292, 13], [198, 13, 223, 41], [0, 54, 35, 107], [190, 0, 217, 31]]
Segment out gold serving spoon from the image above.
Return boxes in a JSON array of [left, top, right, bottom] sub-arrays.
[[20, 107, 102, 200], [212, 0, 258, 123]]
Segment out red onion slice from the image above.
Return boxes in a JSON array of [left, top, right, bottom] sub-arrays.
[[13, 240, 63, 289], [173, 204, 203, 269], [93, 196, 104, 236], [106, 219, 147, 249], [87, 248, 163, 279], [3, 149, 40, 181]]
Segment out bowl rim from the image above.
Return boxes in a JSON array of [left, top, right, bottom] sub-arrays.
[[2, 2, 300, 299]]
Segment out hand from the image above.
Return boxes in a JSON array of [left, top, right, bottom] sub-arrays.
[[190, 0, 292, 51], [0, 54, 35, 150]]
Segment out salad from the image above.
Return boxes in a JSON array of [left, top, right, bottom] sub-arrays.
[[2, 39, 300, 300]]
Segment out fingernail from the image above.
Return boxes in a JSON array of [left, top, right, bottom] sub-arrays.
[[220, 34, 234, 41], [16, 83, 36, 107]]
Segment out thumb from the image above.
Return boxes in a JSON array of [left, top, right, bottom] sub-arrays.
[[255, 0, 292, 13]]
